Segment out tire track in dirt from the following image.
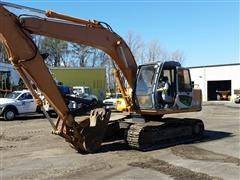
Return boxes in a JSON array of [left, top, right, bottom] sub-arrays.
[[0, 133, 30, 141], [11, 161, 113, 180], [0, 133, 30, 150], [129, 158, 223, 180], [171, 145, 240, 166], [0, 145, 16, 151]]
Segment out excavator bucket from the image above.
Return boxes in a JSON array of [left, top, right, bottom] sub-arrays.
[[69, 108, 111, 153]]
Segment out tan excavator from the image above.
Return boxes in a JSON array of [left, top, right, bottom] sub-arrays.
[[0, 2, 204, 153]]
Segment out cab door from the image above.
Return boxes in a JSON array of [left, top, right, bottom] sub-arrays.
[[134, 64, 159, 109], [18, 92, 36, 113], [175, 68, 193, 109]]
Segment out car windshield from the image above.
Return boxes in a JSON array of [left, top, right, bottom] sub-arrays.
[[5, 92, 21, 99], [111, 94, 122, 99], [116, 94, 122, 98], [58, 85, 71, 95], [73, 88, 83, 95]]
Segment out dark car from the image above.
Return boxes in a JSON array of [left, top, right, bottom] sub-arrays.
[[58, 85, 72, 96]]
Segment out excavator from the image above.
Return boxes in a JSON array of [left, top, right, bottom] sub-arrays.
[[0, 2, 204, 153]]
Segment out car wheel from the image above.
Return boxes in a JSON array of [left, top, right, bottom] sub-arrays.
[[3, 108, 16, 121], [235, 98, 240, 104]]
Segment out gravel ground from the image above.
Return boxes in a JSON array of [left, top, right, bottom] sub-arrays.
[[0, 104, 239, 180]]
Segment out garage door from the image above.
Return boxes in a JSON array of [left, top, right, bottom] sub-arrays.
[[207, 80, 231, 101]]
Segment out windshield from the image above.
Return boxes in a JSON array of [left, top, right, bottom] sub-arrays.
[[115, 94, 122, 98], [58, 85, 71, 95], [136, 65, 156, 95], [5, 92, 21, 99], [84, 88, 91, 95], [135, 64, 157, 109]]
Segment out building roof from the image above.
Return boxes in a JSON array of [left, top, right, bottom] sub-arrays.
[[188, 62, 240, 69]]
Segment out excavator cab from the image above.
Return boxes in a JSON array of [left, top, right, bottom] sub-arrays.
[[133, 61, 201, 112]]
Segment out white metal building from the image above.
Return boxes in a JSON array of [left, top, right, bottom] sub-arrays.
[[189, 63, 240, 102]]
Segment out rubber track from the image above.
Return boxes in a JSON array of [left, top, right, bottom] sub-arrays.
[[125, 121, 204, 151]]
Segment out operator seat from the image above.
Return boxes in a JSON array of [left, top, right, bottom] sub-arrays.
[[162, 76, 173, 107]]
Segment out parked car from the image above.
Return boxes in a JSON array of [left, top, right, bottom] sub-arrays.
[[235, 95, 240, 104], [115, 98, 127, 112], [42, 85, 98, 116], [0, 90, 38, 120], [72, 86, 98, 103], [103, 93, 122, 109], [234, 89, 240, 104], [42, 84, 73, 114]]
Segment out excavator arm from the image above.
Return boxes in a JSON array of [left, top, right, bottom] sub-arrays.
[[0, 3, 137, 152]]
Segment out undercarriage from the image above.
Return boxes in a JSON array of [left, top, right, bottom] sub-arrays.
[[66, 109, 204, 153], [124, 117, 204, 151]]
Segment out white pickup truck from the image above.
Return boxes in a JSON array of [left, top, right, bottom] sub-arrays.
[[0, 90, 38, 120]]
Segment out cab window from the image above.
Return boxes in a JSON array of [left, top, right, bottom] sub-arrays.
[[18, 93, 33, 100], [136, 65, 156, 94], [177, 69, 192, 92]]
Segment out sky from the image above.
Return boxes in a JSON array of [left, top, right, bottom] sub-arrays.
[[3, 0, 239, 67]]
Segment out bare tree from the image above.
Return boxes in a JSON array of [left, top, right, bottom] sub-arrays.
[[146, 40, 162, 63], [40, 37, 69, 67], [90, 49, 108, 67], [144, 41, 184, 63], [96, 52, 116, 91], [90, 49, 98, 67], [33, 35, 44, 50], [170, 49, 184, 63], [124, 31, 144, 65], [71, 44, 96, 67]]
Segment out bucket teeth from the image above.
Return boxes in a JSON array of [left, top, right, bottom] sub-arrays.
[[69, 108, 111, 153]]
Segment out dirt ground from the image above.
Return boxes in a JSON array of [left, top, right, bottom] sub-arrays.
[[0, 104, 240, 180]]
